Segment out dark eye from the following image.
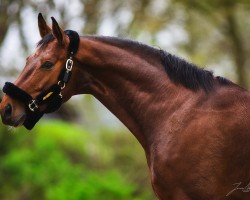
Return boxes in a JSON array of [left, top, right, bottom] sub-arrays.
[[41, 61, 54, 69]]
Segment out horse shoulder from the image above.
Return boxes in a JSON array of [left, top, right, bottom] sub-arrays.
[[148, 86, 250, 199]]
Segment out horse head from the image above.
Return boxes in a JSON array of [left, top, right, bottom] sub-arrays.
[[0, 14, 79, 129]]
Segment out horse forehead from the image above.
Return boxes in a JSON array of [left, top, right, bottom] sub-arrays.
[[25, 51, 43, 63], [35, 44, 53, 56], [31, 48, 55, 61], [24, 50, 46, 69], [35, 43, 66, 59]]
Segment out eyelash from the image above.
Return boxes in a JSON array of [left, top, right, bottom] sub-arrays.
[[41, 61, 54, 69]]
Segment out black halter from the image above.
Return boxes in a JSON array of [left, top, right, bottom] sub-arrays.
[[2, 30, 80, 130]]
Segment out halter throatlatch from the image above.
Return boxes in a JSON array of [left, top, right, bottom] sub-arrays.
[[2, 30, 80, 130]]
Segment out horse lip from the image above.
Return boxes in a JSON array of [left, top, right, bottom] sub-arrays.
[[1, 117, 14, 127], [1, 114, 26, 127], [1, 116, 11, 126]]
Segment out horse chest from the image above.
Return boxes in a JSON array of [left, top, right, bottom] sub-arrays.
[[147, 134, 218, 199]]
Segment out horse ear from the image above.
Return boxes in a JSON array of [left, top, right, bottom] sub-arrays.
[[38, 13, 52, 38], [51, 17, 66, 46]]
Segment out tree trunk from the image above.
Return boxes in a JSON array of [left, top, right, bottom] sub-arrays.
[[226, 9, 247, 88]]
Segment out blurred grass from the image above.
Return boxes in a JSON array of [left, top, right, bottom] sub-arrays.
[[0, 120, 155, 200]]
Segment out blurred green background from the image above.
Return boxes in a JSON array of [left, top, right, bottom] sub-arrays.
[[0, 0, 249, 199], [0, 121, 152, 200]]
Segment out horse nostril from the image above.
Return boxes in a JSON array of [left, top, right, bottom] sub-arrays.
[[4, 103, 12, 117]]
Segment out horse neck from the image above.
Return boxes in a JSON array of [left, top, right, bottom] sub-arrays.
[[73, 36, 190, 151]]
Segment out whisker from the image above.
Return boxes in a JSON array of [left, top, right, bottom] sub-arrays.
[[7, 126, 15, 133]]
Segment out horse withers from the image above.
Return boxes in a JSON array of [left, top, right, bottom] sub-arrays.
[[1, 13, 250, 199]]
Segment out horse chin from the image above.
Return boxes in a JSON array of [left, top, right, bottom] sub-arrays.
[[13, 114, 26, 127]]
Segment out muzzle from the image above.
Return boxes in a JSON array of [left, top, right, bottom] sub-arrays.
[[2, 30, 80, 130]]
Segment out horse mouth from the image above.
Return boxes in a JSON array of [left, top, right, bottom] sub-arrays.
[[2, 114, 26, 128]]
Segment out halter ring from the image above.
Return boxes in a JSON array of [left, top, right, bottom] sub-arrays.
[[58, 81, 66, 89]]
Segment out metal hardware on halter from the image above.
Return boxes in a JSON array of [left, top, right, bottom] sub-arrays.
[[28, 100, 38, 112], [60, 57, 73, 84], [58, 81, 66, 89], [66, 58, 73, 71]]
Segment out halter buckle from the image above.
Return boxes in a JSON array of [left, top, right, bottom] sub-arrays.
[[66, 58, 73, 71], [28, 100, 38, 112]]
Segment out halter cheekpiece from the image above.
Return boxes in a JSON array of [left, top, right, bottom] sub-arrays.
[[2, 30, 80, 130]]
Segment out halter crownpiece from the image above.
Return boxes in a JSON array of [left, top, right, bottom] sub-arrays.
[[2, 30, 80, 130]]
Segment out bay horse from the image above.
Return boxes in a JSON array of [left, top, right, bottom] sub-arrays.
[[1, 13, 250, 200]]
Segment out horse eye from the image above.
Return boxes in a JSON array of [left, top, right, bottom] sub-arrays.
[[41, 61, 54, 69]]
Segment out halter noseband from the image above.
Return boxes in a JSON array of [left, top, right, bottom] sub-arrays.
[[2, 30, 80, 130]]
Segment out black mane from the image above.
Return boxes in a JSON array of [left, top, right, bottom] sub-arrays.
[[160, 50, 230, 92], [160, 50, 214, 92], [37, 34, 229, 92]]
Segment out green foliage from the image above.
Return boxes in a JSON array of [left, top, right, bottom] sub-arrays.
[[0, 121, 155, 200]]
